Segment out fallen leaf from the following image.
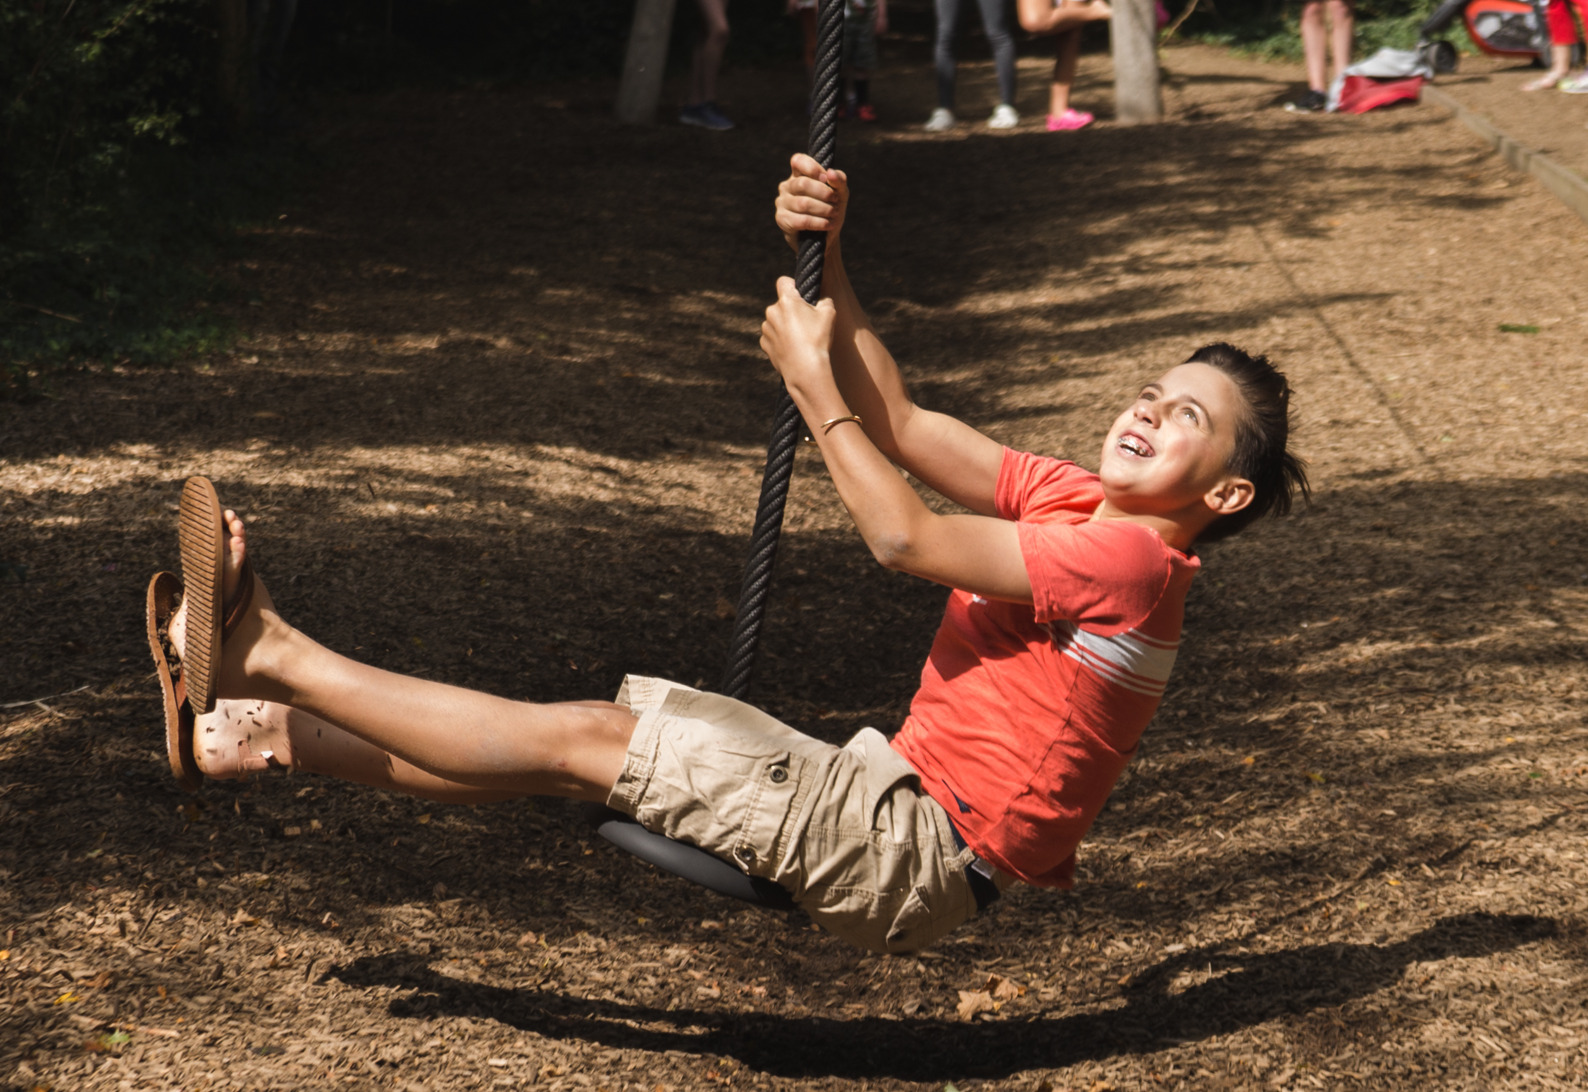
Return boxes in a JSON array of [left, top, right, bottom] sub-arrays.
[[991, 976, 1025, 1001], [54, 992, 80, 1005], [955, 989, 995, 1021], [515, 930, 541, 948], [415, 813, 432, 825]]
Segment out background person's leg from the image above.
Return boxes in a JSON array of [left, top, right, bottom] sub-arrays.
[[976, 0, 1018, 110], [1325, 0, 1353, 85], [1300, 0, 1327, 92], [1048, 27, 1082, 115], [690, 0, 731, 105], [1016, 0, 1110, 37], [933, 0, 962, 111]]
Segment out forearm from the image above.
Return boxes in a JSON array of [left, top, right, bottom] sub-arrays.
[[786, 373, 1029, 600], [782, 368, 942, 569], [821, 242, 1005, 514], [758, 275, 1029, 600], [820, 240, 913, 458]]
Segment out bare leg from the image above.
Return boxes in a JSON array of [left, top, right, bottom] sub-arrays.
[[1047, 27, 1082, 115], [1524, 44, 1572, 89], [196, 699, 529, 803], [1326, 0, 1353, 85], [689, 0, 731, 104], [1300, 0, 1327, 92], [1016, 0, 1110, 36], [172, 511, 638, 804]]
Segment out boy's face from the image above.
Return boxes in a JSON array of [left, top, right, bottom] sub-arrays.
[[1098, 362, 1246, 520]]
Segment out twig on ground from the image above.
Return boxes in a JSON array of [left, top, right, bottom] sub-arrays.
[[1, 683, 93, 710]]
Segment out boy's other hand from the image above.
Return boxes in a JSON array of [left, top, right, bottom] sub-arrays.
[[775, 153, 848, 253], [760, 276, 837, 389]]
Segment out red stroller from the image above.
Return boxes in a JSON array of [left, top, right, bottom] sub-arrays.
[[1416, 0, 1571, 73]]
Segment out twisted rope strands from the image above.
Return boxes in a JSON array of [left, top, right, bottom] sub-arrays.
[[719, 0, 843, 701]]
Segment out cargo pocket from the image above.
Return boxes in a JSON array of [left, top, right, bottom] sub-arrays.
[[881, 885, 938, 954], [725, 750, 810, 880], [849, 728, 923, 832]]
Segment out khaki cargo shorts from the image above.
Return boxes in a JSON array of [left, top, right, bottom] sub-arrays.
[[607, 676, 982, 954]]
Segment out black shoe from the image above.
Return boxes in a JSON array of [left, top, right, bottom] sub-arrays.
[[1284, 89, 1327, 113]]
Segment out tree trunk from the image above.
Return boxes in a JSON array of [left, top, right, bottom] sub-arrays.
[[1111, 0, 1163, 125], [214, 0, 252, 132], [615, 0, 678, 125]]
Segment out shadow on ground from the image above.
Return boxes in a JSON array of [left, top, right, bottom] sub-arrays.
[[326, 913, 1554, 1081]]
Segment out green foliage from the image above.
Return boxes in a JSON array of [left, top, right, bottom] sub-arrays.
[[1174, 0, 1447, 64], [0, 0, 237, 398]]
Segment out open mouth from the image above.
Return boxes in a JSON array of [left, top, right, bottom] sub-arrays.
[[1117, 432, 1155, 458]]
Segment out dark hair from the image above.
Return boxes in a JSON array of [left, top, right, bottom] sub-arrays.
[[1185, 342, 1310, 543]]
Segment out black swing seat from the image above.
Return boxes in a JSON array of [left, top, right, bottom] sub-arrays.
[[585, 805, 798, 911]]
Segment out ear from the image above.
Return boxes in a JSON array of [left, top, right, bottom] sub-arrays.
[[1204, 476, 1254, 517]]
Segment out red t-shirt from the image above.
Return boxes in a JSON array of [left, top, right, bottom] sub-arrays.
[[890, 449, 1200, 887]]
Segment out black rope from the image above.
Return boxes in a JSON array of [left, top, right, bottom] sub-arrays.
[[719, 0, 843, 701]]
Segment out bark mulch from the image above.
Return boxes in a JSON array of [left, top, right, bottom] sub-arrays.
[[2, 29, 1586, 1092]]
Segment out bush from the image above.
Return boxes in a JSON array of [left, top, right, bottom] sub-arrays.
[[1173, 0, 1441, 64], [0, 0, 246, 396]]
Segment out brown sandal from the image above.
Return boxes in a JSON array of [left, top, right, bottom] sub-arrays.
[[147, 570, 201, 791], [149, 477, 257, 788], [176, 477, 226, 716]]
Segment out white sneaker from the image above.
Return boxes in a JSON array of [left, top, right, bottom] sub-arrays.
[[924, 107, 956, 132], [1561, 72, 1588, 93], [987, 104, 1019, 129]]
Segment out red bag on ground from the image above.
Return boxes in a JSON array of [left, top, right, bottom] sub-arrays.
[[1333, 74, 1426, 113]]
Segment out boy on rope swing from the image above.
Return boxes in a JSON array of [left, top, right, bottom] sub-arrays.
[[147, 153, 1308, 955]]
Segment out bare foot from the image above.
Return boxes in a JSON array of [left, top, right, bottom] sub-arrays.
[[195, 699, 294, 779], [1522, 71, 1566, 91]]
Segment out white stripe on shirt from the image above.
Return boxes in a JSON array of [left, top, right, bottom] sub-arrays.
[[1047, 621, 1179, 698]]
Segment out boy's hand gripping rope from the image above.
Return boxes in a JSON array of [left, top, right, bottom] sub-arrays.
[[718, 0, 844, 701]]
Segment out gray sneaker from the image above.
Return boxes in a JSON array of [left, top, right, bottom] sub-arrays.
[[681, 102, 735, 130]]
